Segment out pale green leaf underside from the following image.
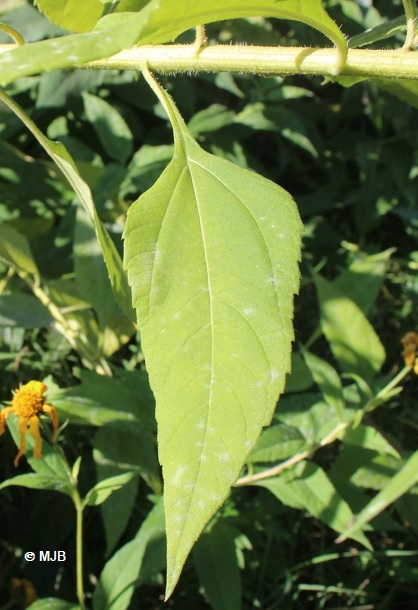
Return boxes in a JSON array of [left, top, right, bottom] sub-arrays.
[[0, 0, 346, 87], [123, 69, 302, 597], [35, 0, 103, 32], [0, 5, 159, 87], [140, 0, 347, 63]]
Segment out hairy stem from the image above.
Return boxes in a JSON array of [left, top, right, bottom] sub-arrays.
[[81, 46, 418, 80]]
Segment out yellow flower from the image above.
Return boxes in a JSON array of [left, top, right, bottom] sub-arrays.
[[401, 332, 418, 374], [0, 381, 58, 466]]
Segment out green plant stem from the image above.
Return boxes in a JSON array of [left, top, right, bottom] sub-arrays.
[[374, 364, 412, 399], [82, 46, 418, 80], [73, 491, 86, 610], [0, 22, 24, 46], [0, 44, 416, 79]]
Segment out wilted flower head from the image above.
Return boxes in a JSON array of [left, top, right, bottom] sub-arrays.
[[11, 578, 39, 608], [401, 332, 418, 374], [0, 380, 58, 466]]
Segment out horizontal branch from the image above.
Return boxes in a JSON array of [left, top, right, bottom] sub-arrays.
[[1, 43, 418, 80], [82, 45, 418, 80]]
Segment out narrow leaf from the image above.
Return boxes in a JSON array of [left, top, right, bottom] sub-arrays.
[[349, 16, 406, 48], [337, 450, 418, 543], [83, 472, 136, 507], [123, 68, 302, 597], [0, 90, 135, 323], [0, 473, 72, 494]]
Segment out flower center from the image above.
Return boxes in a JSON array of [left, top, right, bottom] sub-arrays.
[[12, 383, 46, 419]]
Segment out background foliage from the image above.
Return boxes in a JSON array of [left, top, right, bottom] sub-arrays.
[[1, 0, 418, 609]]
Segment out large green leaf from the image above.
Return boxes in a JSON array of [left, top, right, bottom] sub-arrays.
[[0, 90, 135, 323], [35, 0, 104, 32], [0, 5, 159, 86], [139, 0, 347, 67], [123, 67, 302, 597], [32, 0, 347, 64]]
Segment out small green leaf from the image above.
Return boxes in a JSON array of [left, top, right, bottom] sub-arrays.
[[235, 103, 318, 157], [314, 273, 385, 379], [349, 16, 406, 48], [93, 498, 165, 610], [0, 473, 72, 494], [188, 104, 236, 137], [124, 68, 302, 597], [30, 599, 81, 610], [334, 249, 395, 316], [83, 471, 136, 507], [344, 424, 400, 459], [1, 416, 74, 495], [72, 456, 82, 481], [301, 346, 344, 421], [193, 520, 242, 610], [0, 294, 52, 328], [249, 423, 305, 463], [0, 224, 39, 275], [337, 450, 418, 543], [82, 92, 133, 162], [257, 462, 372, 548]]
